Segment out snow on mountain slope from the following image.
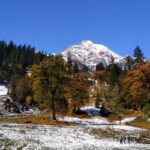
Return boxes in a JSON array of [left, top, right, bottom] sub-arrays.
[[61, 40, 126, 71]]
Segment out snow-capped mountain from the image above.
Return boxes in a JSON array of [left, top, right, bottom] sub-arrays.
[[61, 40, 126, 71]]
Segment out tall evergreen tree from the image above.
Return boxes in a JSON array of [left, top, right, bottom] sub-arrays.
[[96, 62, 105, 71], [81, 64, 89, 72], [106, 64, 123, 86], [133, 46, 144, 63], [73, 62, 80, 73], [125, 56, 134, 70]]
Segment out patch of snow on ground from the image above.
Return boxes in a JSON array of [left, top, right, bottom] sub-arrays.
[[88, 124, 146, 132], [58, 116, 110, 125], [81, 106, 100, 116], [22, 108, 40, 115], [0, 85, 8, 96], [0, 124, 149, 150], [115, 117, 136, 124]]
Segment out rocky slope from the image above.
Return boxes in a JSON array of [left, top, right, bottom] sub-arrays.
[[0, 96, 20, 115], [61, 40, 127, 71]]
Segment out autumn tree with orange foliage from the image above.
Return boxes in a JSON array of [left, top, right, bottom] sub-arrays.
[[69, 72, 90, 112], [122, 63, 150, 110]]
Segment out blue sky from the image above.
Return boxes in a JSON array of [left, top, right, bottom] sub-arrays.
[[0, 0, 150, 57]]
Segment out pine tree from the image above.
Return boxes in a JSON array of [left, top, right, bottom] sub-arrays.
[[0, 40, 46, 84], [96, 62, 105, 71], [133, 46, 144, 64], [125, 56, 134, 70], [106, 64, 123, 86], [82, 64, 88, 72], [73, 62, 80, 73]]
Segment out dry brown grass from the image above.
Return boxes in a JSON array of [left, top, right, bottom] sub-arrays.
[[90, 127, 122, 139], [123, 109, 143, 117], [0, 115, 76, 126], [127, 121, 150, 130], [107, 109, 144, 123], [107, 114, 120, 122]]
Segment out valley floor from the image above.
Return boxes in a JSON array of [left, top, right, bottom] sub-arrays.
[[0, 123, 150, 150], [0, 106, 149, 149]]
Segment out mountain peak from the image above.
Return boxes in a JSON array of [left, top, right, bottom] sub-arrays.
[[61, 40, 125, 71], [80, 40, 93, 46]]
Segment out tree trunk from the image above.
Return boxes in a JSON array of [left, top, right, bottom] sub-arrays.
[[51, 97, 56, 121]]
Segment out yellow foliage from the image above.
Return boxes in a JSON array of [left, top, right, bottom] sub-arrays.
[[26, 96, 32, 105]]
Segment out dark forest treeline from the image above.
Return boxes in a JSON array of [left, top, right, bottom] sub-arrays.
[[0, 40, 47, 83]]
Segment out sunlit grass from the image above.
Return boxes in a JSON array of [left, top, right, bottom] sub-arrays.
[[0, 115, 76, 126]]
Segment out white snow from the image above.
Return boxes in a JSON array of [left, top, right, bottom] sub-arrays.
[[0, 105, 149, 149], [81, 106, 100, 116], [0, 85, 8, 96], [58, 116, 110, 125], [0, 124, 149, 150], [58, 106, 137, 126], [89, 124, 146, 132], [61, 40, 126, 71], [114, 117, 136, 124], [58, 116, 143, 132], [81, 106, 100, 111]]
